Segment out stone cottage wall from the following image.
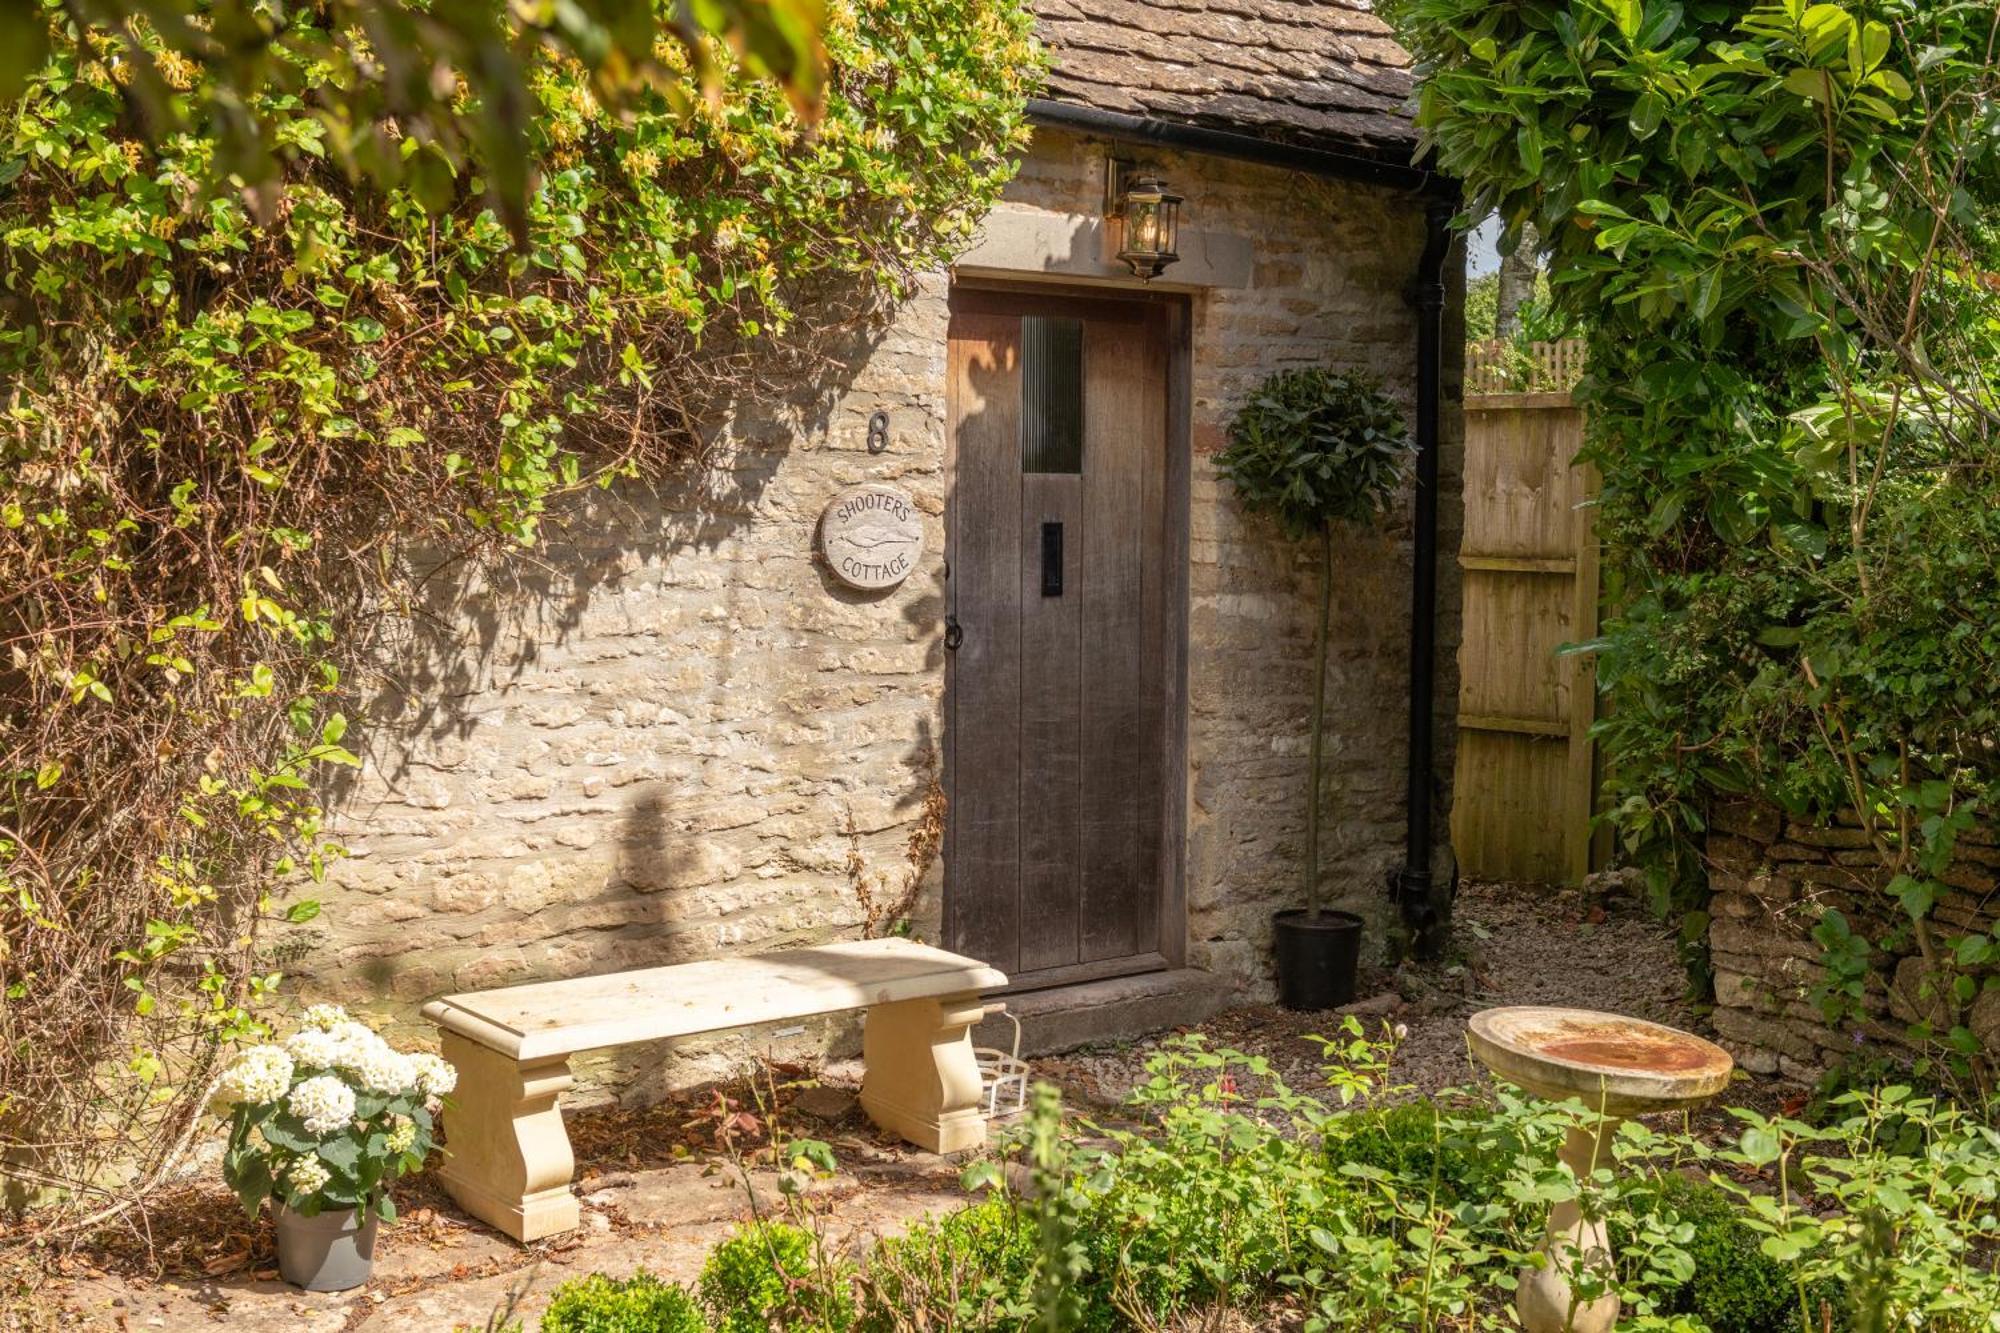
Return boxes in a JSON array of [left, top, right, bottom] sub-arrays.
[[1707, 799, 2000, 1077], [289, 127, 1463, 1097]]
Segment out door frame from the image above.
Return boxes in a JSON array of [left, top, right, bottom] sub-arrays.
[[941, 279, 1192, 991]]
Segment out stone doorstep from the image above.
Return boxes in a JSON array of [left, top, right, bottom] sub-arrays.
[[974, 968, 1237, 1058]]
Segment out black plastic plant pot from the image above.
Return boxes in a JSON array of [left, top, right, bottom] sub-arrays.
[[1272, 908, 1363, 1011]]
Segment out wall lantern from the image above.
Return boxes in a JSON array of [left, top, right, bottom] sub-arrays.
[[1107, 163, 1183, 280]]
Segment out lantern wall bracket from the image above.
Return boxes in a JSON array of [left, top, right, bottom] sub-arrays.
[[1102, 155, 1137, 216]]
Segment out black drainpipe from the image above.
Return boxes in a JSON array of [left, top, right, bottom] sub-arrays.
[[1024, 98, 1461, 959], [1399, 198, 1457, 963]]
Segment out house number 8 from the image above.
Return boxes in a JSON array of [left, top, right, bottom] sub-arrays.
[[866, 410, 890, 454]]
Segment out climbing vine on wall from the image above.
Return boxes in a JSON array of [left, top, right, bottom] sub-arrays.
[[1388, 0, 2000, 1077], [0, 0, 1038, 1211]]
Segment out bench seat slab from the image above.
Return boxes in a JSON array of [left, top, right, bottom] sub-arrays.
[[425, 939, 1008, 1061]]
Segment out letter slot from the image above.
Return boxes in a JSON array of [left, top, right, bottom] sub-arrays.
[[1041, 521, 1063, 597]]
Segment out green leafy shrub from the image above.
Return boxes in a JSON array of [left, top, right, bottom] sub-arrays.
[[1324, 1098, 1508, 1205], [1093, 1038, 1363, 1319], [960, 1030, 1533, 1332], [700, 1220, 855, 1333], [1618, 1172, 1846, 1333], [0, 0, 1039, 1204], [1467, 271, 1501, 341], [1801, 1052, 1944, 1155], [542, 1270, 708, 1333], [0, 0, 826, 229], [936, 1036, 2000, 1331], [857, 1198, 1038, 1331], [1718, 1088, 1999, 1332]]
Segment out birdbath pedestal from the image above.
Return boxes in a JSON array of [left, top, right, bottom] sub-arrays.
[[1467, 1006, 1733, 1333]]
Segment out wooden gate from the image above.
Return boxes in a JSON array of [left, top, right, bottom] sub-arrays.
[[1452, 353, 1602, 886]]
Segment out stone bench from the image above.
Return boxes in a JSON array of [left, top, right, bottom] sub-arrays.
[[421, 937, 1007, 1241]]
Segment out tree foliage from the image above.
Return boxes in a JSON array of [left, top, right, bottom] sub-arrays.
[[1389, 0, 2000, 1065], [1217, 369, 1413, 540], [0, 0, 830, 239], [0, 0, 1038, 1210]]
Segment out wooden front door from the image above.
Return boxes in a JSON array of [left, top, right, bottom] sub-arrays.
[[944, 287, 1175, 987]]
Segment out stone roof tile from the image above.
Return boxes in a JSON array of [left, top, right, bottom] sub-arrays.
[[1033, 0, 1419, 155]]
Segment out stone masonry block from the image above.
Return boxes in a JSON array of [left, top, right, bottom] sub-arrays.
[[1710, 799, 1782, 842]]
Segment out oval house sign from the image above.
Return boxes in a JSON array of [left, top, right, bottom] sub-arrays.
[[820, 484, 925, 590]]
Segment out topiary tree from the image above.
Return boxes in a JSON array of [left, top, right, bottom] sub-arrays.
[[1216, 369, 1413, 918]]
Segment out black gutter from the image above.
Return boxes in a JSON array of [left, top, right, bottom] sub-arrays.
[[1398, 197, 1458, 962], [1025, 96, 1461, 960], [1025, 99, 1454, 196]]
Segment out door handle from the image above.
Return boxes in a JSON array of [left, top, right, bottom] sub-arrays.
[[1041, 522, 1063, 597], [944, 615, 963, 651]]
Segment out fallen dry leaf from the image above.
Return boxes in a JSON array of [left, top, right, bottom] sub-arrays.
[[200, 1250, 248, 1277]]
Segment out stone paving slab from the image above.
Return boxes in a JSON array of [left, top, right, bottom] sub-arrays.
[[36, 1147, 971, 1331]]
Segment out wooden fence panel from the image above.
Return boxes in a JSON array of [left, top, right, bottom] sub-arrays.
[[1453, 381, 1600, 885]]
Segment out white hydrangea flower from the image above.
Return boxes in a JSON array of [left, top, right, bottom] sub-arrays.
[[287, 1157, 331, 1197], [352, 1044, 414, 1095], [299, 1003, 351, 1031], [217, 1045, 295, 1106], [288, 1074, 357, 1137], [327, 1018, 378, 1044], [384, 1116, 417, 1155], [327, 1021, 391, 1070], [284, 1026, 344, 1069], [407, 1052, 457, 1098]]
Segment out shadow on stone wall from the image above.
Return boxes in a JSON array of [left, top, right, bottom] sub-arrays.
[[337, 297, 904, 769], [296, 290, 953, 1015]]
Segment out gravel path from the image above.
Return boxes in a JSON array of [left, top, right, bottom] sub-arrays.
[[1037, 878, 1703, 1110]]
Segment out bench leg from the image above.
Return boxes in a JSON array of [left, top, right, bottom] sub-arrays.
[[859, 992, 988, 1154], [435, 1032, 581, 1243]]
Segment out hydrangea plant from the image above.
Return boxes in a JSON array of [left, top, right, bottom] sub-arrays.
[[213, 1005, 456, 1221]]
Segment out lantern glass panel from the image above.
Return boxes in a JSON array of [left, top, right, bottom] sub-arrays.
[[1129, 199, 1161, 255], [1157, 196, 1179, 256]]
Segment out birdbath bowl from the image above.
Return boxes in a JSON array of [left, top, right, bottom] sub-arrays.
[[1468, 1006, 1733, 1333]]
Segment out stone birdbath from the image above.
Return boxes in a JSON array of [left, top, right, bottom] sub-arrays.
[[1467, 1006, 1733, 1333]]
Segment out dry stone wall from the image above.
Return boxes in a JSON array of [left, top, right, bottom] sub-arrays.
[[286, 127, 1463, 1097], [1707, 798, 2000, 1078]]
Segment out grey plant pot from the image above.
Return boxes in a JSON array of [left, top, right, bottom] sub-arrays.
[[275, 1202, 379, 1292]]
